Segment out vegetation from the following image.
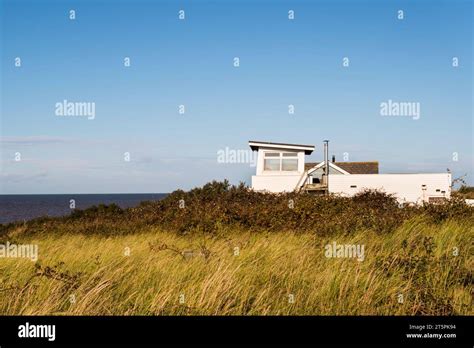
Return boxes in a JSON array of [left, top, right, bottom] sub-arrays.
[[0, 181, 472, 315], [1, 180, 472, 237], [454, 185, 474, 199]]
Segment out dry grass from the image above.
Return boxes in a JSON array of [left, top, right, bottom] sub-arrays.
[[0, 217, 472, 315]]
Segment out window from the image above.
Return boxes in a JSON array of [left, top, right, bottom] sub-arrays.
[[264, 152, 298, 171], [282, 153, 298, 171], [308, 166, 343, 183], [264, 153, 280, 171]]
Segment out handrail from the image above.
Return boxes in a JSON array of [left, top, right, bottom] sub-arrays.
[[294, 170, 308, 192]]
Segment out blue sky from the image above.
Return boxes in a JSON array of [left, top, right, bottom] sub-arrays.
[[1, 0, 472, 193]]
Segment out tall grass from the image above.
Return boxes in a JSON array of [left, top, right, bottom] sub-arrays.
[[0, 218, 471, 315]]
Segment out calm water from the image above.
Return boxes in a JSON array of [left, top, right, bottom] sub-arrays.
[[0, 194, 168, 224]]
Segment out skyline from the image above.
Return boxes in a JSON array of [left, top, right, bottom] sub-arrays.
[[1, 0, 472, 194]]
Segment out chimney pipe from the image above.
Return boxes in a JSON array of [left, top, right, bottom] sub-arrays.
[[323, 140, 329, 188]]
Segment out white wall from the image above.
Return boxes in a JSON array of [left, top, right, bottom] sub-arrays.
[[251, 174, 302, 192], [329, 173, 452, 203]]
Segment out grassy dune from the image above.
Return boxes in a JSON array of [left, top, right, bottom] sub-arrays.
[[0, 217, 472, 315]]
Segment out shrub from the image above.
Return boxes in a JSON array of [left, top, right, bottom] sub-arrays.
[[2, 181, 473, 237]]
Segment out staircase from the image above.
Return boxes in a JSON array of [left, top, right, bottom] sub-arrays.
[[295, 170, 329, 194], [302, 183, 328, 193]]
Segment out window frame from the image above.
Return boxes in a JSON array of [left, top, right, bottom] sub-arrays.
[[263, 151, 299, 172]]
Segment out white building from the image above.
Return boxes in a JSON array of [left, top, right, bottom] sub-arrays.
[[249, 140, 451, 204]]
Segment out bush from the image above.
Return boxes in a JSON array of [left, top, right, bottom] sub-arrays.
[[455, 185, 474, 199], [3, 181, 473, 237]]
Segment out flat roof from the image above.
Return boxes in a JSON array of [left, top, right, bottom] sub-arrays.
[[249, 140, 315, 154]]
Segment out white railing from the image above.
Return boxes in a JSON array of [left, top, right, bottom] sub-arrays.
[[294, 170, 308, 192]]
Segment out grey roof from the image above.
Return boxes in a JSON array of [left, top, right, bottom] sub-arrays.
[[305, 161, 379, 174]]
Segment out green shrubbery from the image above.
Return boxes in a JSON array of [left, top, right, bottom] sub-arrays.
[[1, 180, 473, 237], [455, 185, 474, 199], [131, 180, 472, 235]]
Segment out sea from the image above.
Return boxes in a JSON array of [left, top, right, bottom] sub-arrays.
[[0, 194, 168, 224]]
